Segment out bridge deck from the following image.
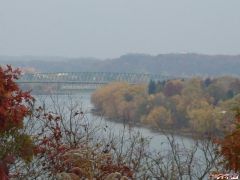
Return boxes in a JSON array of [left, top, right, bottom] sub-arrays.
[[17, 72, 173, 84]]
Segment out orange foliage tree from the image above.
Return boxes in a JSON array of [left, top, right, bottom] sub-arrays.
[[0, 65, 34, 179], [217, 108, 240, 172]]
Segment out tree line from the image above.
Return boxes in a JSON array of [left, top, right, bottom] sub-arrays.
[[91, 76, 240, 135]]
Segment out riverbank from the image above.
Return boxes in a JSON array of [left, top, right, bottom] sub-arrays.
[[91, 109, 217, 139]]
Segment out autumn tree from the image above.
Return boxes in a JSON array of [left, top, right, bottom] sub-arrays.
[[217, 108, 240, 172], [163, 79, 183, 97], [187, 101, 218, 133], [0, 65, 34, 179], [92, 82, 147, 123], [143, 106, 172, 128], [91, 77, 240, 135]]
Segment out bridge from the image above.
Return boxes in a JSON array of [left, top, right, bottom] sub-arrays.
[[17, 72, 174, 91]]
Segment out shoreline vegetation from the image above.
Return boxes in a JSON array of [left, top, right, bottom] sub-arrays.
[[92, 112, 204, 139], [92, 110, 215, 139], [91, 76, 240, 137]]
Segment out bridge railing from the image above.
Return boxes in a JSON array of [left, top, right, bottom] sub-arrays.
[[17, 72, 175, 84]]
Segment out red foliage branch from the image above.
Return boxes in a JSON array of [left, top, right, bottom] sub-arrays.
[[0, 65, 34, 179], [0, 65, 33, 131]]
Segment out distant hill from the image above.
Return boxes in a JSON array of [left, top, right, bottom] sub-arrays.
[[1, 53, 240, 77]]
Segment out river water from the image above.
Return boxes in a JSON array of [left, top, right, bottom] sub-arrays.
[[35, 91, 193, 151], [33, 91, 216, 179]]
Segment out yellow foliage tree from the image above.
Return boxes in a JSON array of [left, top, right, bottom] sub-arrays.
[[143, 106, 172, 128], [187, 101, 219, 133]]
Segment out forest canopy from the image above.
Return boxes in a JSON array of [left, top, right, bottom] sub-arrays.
[[91, 77, 240, 135]]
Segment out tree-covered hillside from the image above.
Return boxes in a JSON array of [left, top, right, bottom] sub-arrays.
[[1, 53, 240, 76]]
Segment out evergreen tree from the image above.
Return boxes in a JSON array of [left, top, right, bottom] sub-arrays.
[[148, 80, 156, 94]]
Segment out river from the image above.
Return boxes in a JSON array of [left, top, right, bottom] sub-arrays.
[[33, 91, 217, 179], [35, 91, 194, 151]]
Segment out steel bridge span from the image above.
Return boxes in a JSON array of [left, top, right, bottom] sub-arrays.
[[17, 72, 174, 90]]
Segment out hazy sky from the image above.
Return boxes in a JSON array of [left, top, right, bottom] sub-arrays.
[[0, 0, 240, 58]]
